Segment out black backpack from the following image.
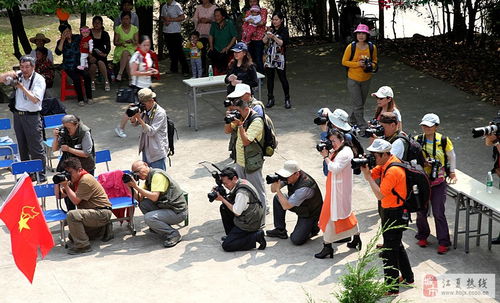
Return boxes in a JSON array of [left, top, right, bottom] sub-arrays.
[[166, 116, 178, 165], [347, 41, 378, 73], [384, 161, 431, 213], [394, 134, 426, 167]]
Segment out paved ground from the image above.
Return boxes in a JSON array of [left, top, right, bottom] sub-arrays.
[[0, 43, 499, 303]]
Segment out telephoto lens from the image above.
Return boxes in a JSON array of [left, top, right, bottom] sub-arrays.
[[266, 174, 280, 184], [316, 140, 333, 152], [126, 106, 141, 118], [52, 171, 71, 184], [313, 116, 328, 125], [351, 154, 376, 170]]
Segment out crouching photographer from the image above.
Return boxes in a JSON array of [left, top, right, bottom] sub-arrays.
[[359, 139, 414, 294], [211, 167, 266, 252], [53, 115, 95, 211], [125, 160, 187, 248], [54, 158, 113, 255]]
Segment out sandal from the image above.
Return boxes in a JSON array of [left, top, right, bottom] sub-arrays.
[[104, 81, 110, 91], [91, 81, 96, 91], [116, 73, 122, 81]]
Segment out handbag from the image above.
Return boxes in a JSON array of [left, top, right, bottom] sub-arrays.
[[116, 87, 136, 103]]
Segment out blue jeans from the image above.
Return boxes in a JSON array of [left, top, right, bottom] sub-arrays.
[[190, 58, 202, 78], [142, 154, 166, 170]]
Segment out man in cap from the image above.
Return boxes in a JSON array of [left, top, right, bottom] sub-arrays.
[[376, 112, 407, 159], [266, 160, 323, 245], [360, 139, 414, 294], [414, 113, 456, 254], [130, 88, 169, 170]]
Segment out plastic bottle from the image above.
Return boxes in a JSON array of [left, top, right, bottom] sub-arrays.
[[208, 65, 213, 80], [402, 209, 409, 221], [486, 171, 493, 194]]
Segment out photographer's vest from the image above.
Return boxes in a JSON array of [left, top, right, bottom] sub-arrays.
[[226, 180, 264, 232], [145, 169, 186, 213], [242, 112, 264, 172], [56, 123, 95, 172], [228, 99, 265, 161], [287, 171, 323, 218]]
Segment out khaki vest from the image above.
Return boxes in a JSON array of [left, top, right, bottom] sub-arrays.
[[226, 180, 264, 232], [145, 169, 187, 213]]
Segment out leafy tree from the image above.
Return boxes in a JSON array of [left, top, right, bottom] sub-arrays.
[[0, 0, 32, 59]]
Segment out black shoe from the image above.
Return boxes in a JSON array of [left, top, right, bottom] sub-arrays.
[[266, 98, 275, 108], [163, 235, 182, 248], [101, 222, 114, 242], [67, 245, 93, 255], [221, 235, 227, 241], [334, 237, 351, 243], [284, 99, 291, 109], [266, 228, 288, 239], [346, 234, 362, 250], [257, 230, 266, 250], [314, 243, 334, 259], [492, 236, 500, 245], [39, 175, 47, 183]]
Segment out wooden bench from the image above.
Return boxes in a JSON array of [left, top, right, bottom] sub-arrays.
[[447, 169, 500, 253]]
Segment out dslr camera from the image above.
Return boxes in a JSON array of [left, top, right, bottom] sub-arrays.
[[363, 58, 373, 73], [5, 72, 21, 87], [351, 154, 376, 170], [224, 110, 242, 124], [52, 171, 71, 184], [313, 108, 330, 126], [126, 103, 146, 118], [223, 99, 232, 107], [427, 158, 442, 181], [364, 119, 385, 138], [265, 173, 287, 184], [207, 172, 227, 202], [472, 113, 500, 138], [316, 140, 333, 152], [122, 172, 139, 183]]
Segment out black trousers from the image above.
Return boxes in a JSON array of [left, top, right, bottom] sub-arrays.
[[12, 112, 46, 177], [248, 40, 264, 73], [208, 49, 231, 75], [220, 204, 259, 252], [65, 69, 92, 102], [164, 32, 189, 73], [272, 195, 317, 245], [199, 37, 209, 76], [266, 67, 290, 101], [380, 208, 414, 291]]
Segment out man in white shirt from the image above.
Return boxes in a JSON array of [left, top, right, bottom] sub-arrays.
[[161, 0, 189, 76], [214, 167, 266, 252], [0, 56, 47, 181]]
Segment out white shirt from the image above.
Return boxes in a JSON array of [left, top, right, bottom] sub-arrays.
[[11, 71, 46, 112], [390, 137, 406, 159], [129, 51, 153, 89], [232, 191, 250, 216], [161, 1, 184, 33], [29, 49, 54, 63]]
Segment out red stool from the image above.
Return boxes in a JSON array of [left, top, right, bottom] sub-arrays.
[[60, 70, 85, 101], [148, 51, 161, 80]]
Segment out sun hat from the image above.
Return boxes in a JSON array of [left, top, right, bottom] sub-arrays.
[[420, 113, 440, 127], [227, 83, 251, 98], [29, 33, 51, 44], [366, 139, 392, 153], [328, 109, 352, 131], [353, 24, 370, 34], [138, 88, 157, 102], [371, 86, 394, 98], [276, 160, 300, 178]]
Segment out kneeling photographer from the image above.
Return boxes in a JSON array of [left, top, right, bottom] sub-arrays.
[[211, 167, 266, 252], [359, 139, 414, 294], [129, 88, 169, 170], [266, 160, 323, 246], [54, 158, 113, 255], [125, 160, 187, 248], [53, 114, 95, 211]]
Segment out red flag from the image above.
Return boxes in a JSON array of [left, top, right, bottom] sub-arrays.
[[0, 173, 55, 283]]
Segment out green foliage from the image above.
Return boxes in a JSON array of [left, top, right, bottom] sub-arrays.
[[0, 0, 20, 10]]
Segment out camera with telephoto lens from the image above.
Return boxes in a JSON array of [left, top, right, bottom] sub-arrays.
[[316, 140, 333, 152], [224, 110, 242, 124], [126, 103, 146, 118], [351, 154, 376, 170], [363, 119, 385, 138], [52, 171, 71, 184], [265, 173, 288, 184], [363, 58, 373, 73], [207, 172, 227, 202], [472, 113, 500, 138], [427, 158, 442, 181], [122, 172, 139, 183]]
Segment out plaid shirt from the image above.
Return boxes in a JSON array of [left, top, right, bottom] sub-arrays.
[[244, 7, 268, 41]]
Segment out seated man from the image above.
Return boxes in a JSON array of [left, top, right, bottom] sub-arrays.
[[125, 160, 187, 248], [214, 167, 266, 252], [266, 160, 323, 245], [55, 158, 113, 255]]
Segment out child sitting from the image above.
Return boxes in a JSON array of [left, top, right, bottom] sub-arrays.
[[78, 26, 93, 70], [242, 5, 262, 44], [184, 31, 204, 78]]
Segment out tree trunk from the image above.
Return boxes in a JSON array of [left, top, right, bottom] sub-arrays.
[[392, 6, 397, 39], [445, 3, 452, 35], [137, 5, 154, 48], [231, 0, 240, 14], [442, 4, 446, 34], [157, 3, 166, 60], [8, 5, 31, 59], [312, 0, 328, 38], [378, 0, 385, 41], [80, 12, 87, 27], [465, 0, 478, 45], [452, 0, 466, 41], [330, 0, 340, 41]]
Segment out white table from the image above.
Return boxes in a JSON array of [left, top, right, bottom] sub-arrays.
[[447, 169, 500, 253], [182, 72, 265, 131]]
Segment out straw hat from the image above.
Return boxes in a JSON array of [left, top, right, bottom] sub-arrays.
[[29, 33, 51, 44]]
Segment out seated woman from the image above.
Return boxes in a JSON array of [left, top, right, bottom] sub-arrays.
[[29, 33, 54, 63], [89, 16, 112, 91], [55, 23, 93, 106], [34, 47, 54, 89], [113, 11, 139, 81]]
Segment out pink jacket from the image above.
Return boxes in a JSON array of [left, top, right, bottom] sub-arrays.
[[98, 170, 131, 198]]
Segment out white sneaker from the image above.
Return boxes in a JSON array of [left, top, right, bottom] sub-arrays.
[[114, 127, 127, 138]]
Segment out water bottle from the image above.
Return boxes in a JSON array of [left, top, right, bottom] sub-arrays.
[[402, 209, 409, 222], [412, 184, 419, 195], [208, 65, 213, 80], [486, 171, 493, 193]]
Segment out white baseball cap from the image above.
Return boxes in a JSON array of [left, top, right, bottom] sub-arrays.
[[371, 86, 394, 98], [366, 139, 392, 153], [420, 113, 440, 127], [328, 109, 351, 131], [276, 160, 300, 178], [227, 83, 251, 98]]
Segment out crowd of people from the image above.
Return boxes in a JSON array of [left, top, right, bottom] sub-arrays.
[[1, 0, 499, 297]]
